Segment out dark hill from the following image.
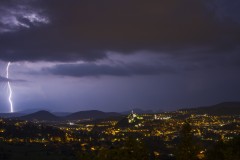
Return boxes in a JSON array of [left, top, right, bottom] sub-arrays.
[[65, 110, 122, 120], [180, 102, 240, 116], [116, 117, 130, 128], [20, 110, 61, 121]]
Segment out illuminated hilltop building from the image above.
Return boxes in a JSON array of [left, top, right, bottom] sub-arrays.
[[127, 110, 144, 128], [128, 110, 143, 123], [116, 110, 144, 128]]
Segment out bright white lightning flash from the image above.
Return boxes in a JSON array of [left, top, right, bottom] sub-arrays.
[[6, 62, 14, 113]]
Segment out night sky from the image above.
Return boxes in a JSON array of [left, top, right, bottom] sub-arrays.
[[0, 0, 240, 112]]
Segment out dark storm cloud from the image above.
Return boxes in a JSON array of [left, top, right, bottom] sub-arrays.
[[43, 63, 174, 77], [0, 76, 26, 83], [208, 0, 240, 24], [0, 0, 240, 62], [0, 76, 8, 82], [39, 50, 240, 78]]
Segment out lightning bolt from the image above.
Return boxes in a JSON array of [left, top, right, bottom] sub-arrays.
[[6, 62, 14, 113]]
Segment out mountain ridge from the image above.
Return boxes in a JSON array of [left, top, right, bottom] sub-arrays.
[[180, 102, 240, 115], [20, 110, 61, 121], [1, 102, 239, 121], [16, 110, 122, 121]]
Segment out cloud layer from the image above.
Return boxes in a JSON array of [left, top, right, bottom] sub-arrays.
[[0, 0, 239, 62], [0, 76, 26, 83], [0, 0, 240, 112], [43, 62, 174, 77]]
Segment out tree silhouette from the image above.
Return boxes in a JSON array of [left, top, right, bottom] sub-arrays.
[[76, 137, 149, 160], [175, 121, 200, 160], [97, 138, 149, 160], [206, 135, 240, 160]]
